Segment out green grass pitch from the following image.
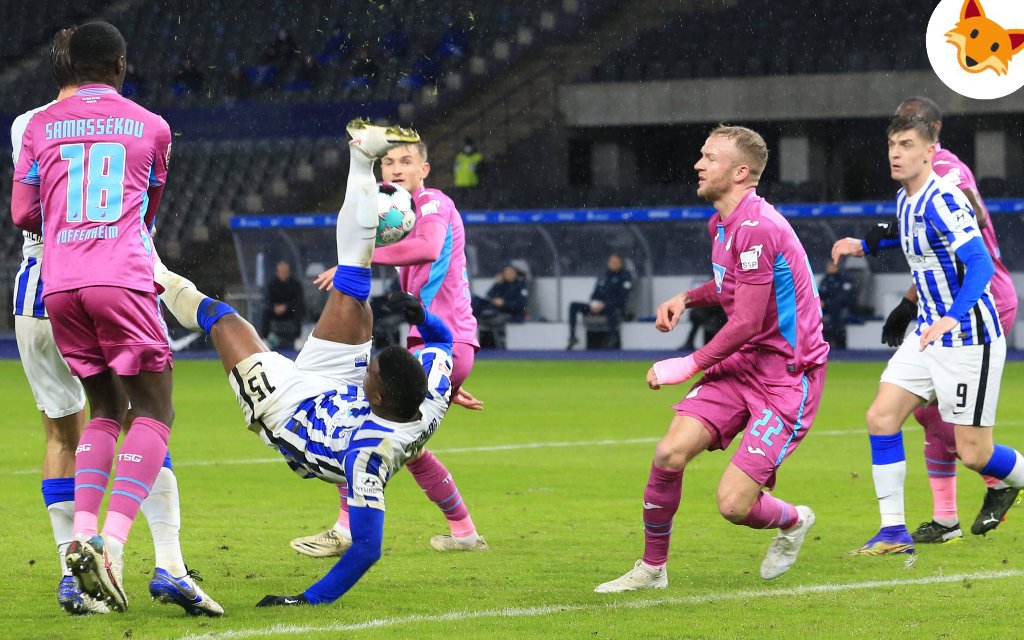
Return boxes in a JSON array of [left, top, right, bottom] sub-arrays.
[[3, 358, 1024, 639]]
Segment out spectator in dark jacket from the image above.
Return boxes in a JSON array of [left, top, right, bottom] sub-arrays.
[[473, 265, 529, 323], [567, 253, 633, 349], [819, 261, 856, 348], [262, 260, 306, 348]]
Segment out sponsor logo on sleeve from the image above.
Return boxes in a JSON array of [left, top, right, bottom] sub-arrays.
[[420, 201, 439, 216], [739, 244, 763, 271], [355, 472, 385, 499]]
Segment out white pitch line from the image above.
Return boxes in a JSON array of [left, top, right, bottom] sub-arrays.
[[6, 430, 872, 475], [4, 431, 868, 476], [179, 569, 1024, 639]]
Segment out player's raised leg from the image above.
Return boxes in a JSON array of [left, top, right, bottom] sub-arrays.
[[853, 382, 921, 555]]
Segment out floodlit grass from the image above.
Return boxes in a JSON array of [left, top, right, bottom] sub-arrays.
[[3, 358, 1024, 639]]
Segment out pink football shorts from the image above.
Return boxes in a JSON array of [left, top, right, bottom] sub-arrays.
[[46, 286, 172, 378], [674, 353, 826, 490]]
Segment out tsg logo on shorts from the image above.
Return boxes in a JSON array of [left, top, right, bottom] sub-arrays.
[[927, 0, 1024, 99]]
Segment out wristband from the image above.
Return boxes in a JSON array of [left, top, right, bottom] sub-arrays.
[[652, 355, 701, 386]]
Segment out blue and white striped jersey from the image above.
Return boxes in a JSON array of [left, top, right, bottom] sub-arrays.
[[11, 103, 53, 319], [258, 346, 453, 511], [898, 172, 1001, 347]]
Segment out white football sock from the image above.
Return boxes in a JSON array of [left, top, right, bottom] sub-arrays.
[[1001, 450, 1024, 488], [873, 461, 906, 528], [336, 152, 379, 268], [140, 467, 187, 576], [47, 500, 75, 576], [155, 270, 205, 331]]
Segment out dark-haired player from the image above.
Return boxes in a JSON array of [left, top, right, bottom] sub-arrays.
[[12, 21, 175, 613], [11, 25, 220, 617], [156, 120, 459, 606], [295, 137, 486, 557], [867, 97, 1019, 543], [833, 116, 1024, 555]]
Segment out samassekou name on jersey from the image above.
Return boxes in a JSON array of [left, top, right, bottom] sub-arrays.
[[45, 117, 146, 140]]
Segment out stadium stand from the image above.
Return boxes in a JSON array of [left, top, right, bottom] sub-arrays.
[[586, 0, 932, 83]]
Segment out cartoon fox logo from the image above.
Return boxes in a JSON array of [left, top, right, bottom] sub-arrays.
[[945, 0, 1024, 75]]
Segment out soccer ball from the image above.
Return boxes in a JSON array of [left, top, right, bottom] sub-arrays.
[[375, 182, 416, 247]]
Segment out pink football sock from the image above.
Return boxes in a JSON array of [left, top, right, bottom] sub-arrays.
[[739, 491, 799, 530], [335, 483, 351, 531], [73, 417, 122, 538], [918, 404, 959, 523], [102, 417, 170, 544], [406, 450, 477, 538], [641, 464, 683, 568]]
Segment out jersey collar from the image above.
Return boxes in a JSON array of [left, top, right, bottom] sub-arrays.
[[75, 84, 118, 97]]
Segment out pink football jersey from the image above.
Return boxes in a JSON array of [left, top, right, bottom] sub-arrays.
[[706, 189, 829, 379], [398, 187, 479, 348], [13, 85, 171, 296]]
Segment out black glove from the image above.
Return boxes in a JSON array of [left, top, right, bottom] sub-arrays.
[[386, 291, 426, 325], [864, 222, 899, 255], [881, 297, 917, 347], [256, 594, 309, 607]]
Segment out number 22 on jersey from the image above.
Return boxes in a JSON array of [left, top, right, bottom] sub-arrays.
[[60, 142, 126, 223]]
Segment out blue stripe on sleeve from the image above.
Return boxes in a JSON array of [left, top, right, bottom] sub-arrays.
[[772, 254, 797, 349], [418, 226, 453, 308]]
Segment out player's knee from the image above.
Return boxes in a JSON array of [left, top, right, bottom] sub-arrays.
[[716, 493, 751, 524], [865, 405, 897, 435], [957, 447, 989, 472], [653, 442, 688, 470]]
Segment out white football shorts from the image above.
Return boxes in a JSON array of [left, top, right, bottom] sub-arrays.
[[228, 337, 372, 433], [15, 315, 86, 419], [881, 334, 1004, 426]]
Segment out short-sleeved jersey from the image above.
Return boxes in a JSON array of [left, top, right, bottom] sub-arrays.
[[897, 172, 1000, 347], [932, 143, 1016, 317], [399, 187, 479, 348], [11, 103, 53, 318], [261, 346, 453, 512], [708, 189, 828, 378], [13, 85, 172, 297]]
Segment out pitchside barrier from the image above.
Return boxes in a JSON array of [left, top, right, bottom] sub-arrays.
[[229, 201, 1024, 350]]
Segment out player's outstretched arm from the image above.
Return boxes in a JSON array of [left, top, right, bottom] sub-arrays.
[[373, 214, 447, 266], [298, 505, 385, 605], [648, 280, 771, 388]]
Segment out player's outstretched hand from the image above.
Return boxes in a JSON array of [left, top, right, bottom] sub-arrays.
[[256, 594, 309, 607], [655, 294, 687, 333], [831, 237, 865, 265], [386, 291, 426, 325], [881, 297, 917, 347], [919, 316, 959, 351], [314, 266, 338, 291], [453, 387, 484, 410]]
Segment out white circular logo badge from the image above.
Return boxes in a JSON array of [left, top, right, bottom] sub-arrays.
[[926, 0, 1024, 99]]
